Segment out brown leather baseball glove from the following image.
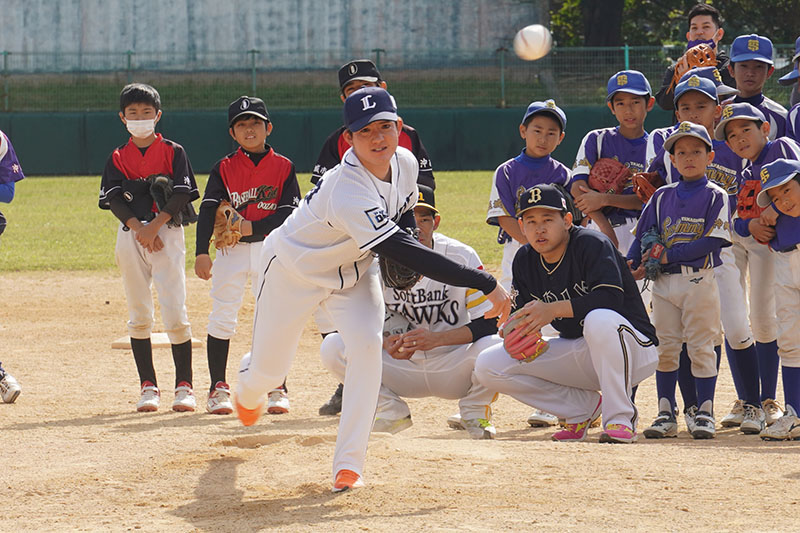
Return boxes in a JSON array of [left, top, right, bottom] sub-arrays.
[[588, 158, 632, 195], [632, 171, 665, 203], [670, 44, 717, 91], [213, 201, 243, 253]]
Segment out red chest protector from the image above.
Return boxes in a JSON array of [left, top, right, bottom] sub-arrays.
[[219, 148, 292, 221]]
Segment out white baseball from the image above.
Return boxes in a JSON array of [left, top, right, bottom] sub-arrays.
[[513, 25, 553, 61]]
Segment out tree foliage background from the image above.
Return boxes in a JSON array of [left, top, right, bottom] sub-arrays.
[[549, 0, 800, 46]]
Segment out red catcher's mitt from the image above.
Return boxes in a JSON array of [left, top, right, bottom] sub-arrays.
[[499, 309, 549, 363], [670, 44, 717, 91], [632, 171, 665, 203], [736, 179, 765, 220], [213, 200, 243, 252], [588, 158, 632, 195]]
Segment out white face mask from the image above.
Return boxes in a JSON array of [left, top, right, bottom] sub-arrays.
[[126, 118, 156, 138]]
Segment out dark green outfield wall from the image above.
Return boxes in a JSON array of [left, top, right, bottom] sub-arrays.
[[0, 107, 673, 176]]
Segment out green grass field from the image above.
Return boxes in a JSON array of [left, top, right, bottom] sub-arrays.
[[0, 171, 502, 272]]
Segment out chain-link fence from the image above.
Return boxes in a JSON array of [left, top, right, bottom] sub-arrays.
[[1, 45, 796, 112]]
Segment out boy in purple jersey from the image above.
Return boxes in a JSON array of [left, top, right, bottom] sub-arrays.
[[648, 78, 763, 435], [570, 70, 651, 255], [716, 103, 800, 425], [726, 34, 787, 140], [486, 99, 571, 428], [487, 99, 570, 292], [755, 159, 800, 440], [629, 122, 731, 440], [646, 66, 738, 170], [0, 129, 24, 404]]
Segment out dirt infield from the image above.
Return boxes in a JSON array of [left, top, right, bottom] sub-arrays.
[[1, 272, 795, 532]]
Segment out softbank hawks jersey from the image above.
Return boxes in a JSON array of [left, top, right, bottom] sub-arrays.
[[271, 146, 418, 290], [384, 232, 492, 357]]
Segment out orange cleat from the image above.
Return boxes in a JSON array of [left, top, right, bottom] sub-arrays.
[[332, 469, 365, 493], [234, 395, 263, 427]]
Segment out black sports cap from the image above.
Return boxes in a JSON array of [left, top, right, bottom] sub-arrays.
[[516, 184, 568, 217], [415, 185, 438, 214], [228, 96, 270, 126], [338, 60, 382, 89]]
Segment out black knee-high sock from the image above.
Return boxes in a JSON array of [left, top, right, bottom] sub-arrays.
[[172, 340, 193, 388], [131, 337, 157, 386], [207, 335, 230, 391]]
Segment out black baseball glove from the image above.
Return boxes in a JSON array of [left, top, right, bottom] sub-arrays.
[[379, 227, 422, 290], [640, 226, 666, 281]]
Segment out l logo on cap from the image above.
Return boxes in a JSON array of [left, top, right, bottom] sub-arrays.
[[348, 63, 358, 75], [240, 99, 250, 110], [360, 95, 377, 111]]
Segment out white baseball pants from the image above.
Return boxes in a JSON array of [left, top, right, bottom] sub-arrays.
[[320, 333, 501, 422], [115, 223, 191, 343], [775, 248, 800, 367], [236, 242, 384, 481], [732, 232, 777, 343], [475, 309, 657, 429], [207, 241, 262, 340]]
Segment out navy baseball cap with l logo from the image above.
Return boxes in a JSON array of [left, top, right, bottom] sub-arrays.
[[343, 87, 398, 131], [228, 96, 270, 126]]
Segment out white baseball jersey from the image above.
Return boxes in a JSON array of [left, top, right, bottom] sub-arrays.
[[272, 147, 418, 290], [383, 233, 492, 356]]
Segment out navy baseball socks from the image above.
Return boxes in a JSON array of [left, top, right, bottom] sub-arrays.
[[757, 341, 784, 425]]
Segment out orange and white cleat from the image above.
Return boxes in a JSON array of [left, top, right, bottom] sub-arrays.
[[332, 469, 365, 493], [234, 396, 263, 426]]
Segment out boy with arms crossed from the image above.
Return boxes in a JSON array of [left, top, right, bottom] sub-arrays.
[[99, 83, 199, 412], [195, 96, 300, 415], [570, 70, 651, 253], [235, 88, 509, 492]]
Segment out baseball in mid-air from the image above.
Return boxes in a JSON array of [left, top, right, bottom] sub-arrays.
[[513, 24, 553, 61]]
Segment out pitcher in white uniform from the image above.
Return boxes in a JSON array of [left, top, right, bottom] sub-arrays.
[[234, 87, 510, 493]]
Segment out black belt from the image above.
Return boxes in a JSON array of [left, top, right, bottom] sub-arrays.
[[778, 244, 799, 253]]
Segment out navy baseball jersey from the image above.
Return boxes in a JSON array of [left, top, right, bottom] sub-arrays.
[[487, 151, 570, 244], [734, 137, 800, 239], [99, 134, 199, 219], [570, 127, 648, 223], [632, 178, 731, 271], [311, 124, 435, 189], [511, 225, 657, 343]]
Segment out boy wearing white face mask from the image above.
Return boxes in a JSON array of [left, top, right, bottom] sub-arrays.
[[99, 83, 200, 413]]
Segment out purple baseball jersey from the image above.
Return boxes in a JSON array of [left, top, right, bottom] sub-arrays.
[[632, 178, 731, 270], [487, 150, 569, 244], [787, 102, 800, 143], [730, 94, 788, 140], [734, 137, 800, 238], [0, 130, 24, 184], [570, 126, 648, 223], [769, 213, 800, 252]]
